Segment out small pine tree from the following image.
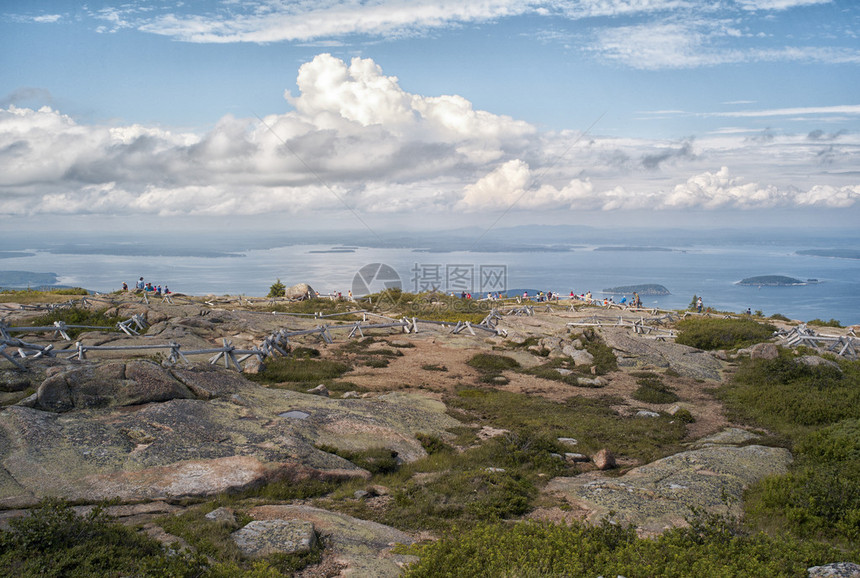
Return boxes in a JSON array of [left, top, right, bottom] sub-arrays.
[[268, 278, 286, 298], [689, 294, 699, 310]]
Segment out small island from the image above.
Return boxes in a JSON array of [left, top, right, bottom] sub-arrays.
[[602, 283, 670, 296], [737, 275, 810, 286]]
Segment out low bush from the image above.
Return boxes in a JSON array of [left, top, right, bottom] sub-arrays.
[[0, 498, 209, 576], [675, 317, 776, 350], [747, 419, 860, 544], [466, 353, 520, 373], [402, 516, 844, 578], [632, 373, 679, 404], [808, 318, 843, 328], [718, 354, 858, 435]]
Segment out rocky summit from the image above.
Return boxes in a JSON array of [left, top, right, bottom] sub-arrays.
[[1, 291, 857, 576]]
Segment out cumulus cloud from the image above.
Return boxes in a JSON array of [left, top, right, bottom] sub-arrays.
[[0, 55, 857, 219]]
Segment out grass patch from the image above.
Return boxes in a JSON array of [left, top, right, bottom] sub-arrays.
[[23, 306, 128, 339], [631, 372, 679, 404], [466, 353, 520, 373], [675, 317, 776, 350], [317, 445, 401, 475], [249, 357, 351, 384], [449, 388, 686, 464]]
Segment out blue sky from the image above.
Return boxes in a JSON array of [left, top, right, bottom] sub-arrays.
[[1, 0, 859, 232]]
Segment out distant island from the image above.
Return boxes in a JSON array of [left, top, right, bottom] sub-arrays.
[[602, 284, 670, 296], [797, 249, 860, 260], [594, 246, 673, 252], [0, 270, 59, 288], [737, 275, 815, 286]]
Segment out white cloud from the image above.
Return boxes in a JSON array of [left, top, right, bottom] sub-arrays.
[[735, 0, 832, 11], [0, 55, 857, 219], [32, 14, 62, 23], [138, 0, 538, 43]]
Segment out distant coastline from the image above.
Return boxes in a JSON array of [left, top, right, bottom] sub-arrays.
[[797, 249, 860, 260], [594, 246, 673, 252]]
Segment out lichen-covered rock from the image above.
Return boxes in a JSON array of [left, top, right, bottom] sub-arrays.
[[808, 563, 860, 578], [232, 519, 317, 558], [602, 328, 724, 380], [0, 376, 461, 507], [547, 431, 792, 536], [35, 361, 195, 413], [286, 283, 315, 300], [248, 505, 416, 577], [749, 342, 779, 360]]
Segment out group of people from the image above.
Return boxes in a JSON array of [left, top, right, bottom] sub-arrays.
[[121, 277, 170, 297]]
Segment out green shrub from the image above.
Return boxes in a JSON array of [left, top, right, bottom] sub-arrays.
[[267, 279, 286, 298], [747, 419, 860, 543], [0, 498, 209, 576], [675, 317, 776, 350], [718, 355, 858, 435], [808, 318, 843, 328], [466, 353, 520, 373], [769, 313, 791, 322], [402, 517, 843, 578], [632, 374, 679, 404], [673, 408, 696, 423]]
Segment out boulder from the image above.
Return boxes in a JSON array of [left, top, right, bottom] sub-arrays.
[[307, 384, 330, 397], [248, 505, 416, 577], [205, 506, 238, 527], [592, 448, 616, 470], [568, 349, 594, 366], [798, 355, 841, 371], [286, 283, 315, 300], [35, 361, 195, 413], [749, 342, 779, 360], [242, 356, 265, 375], [232, 519, 317, 558]]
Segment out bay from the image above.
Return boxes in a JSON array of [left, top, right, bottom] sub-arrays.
[[2, 237, 858, 326]]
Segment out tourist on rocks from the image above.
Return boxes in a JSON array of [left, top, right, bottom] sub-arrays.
[[122, 281, 128, 292], [136, 277, 145, 291], [697, 296, 703, 313]]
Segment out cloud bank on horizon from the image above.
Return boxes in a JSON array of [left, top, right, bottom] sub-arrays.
[[1, 0, 858, 224]]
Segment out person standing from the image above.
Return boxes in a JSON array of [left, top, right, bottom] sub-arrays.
[[697, 297, 703, 313]]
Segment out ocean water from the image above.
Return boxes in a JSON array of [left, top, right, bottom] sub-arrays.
[[2, 238, 859, 326]]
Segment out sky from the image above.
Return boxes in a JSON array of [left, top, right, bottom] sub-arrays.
[[1, 0, 859, 236]]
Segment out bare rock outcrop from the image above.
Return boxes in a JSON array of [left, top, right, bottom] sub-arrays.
[[546, 428, 792, 536], [601, 328, 724, 380], [0, 366, 461, 507], [248, 504, 416, 577]]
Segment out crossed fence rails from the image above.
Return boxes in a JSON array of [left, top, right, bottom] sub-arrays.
[[0, 307, 507, 371], [775, 324, 858, 358]]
